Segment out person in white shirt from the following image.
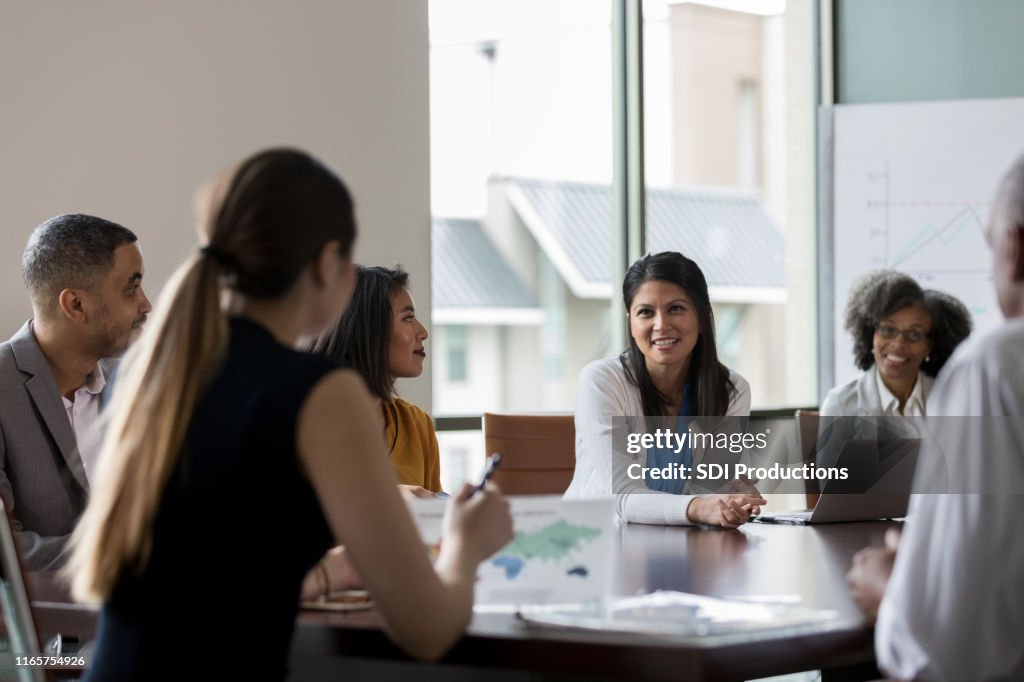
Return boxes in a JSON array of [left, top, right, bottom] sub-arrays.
[[821, 270, 971, 419], [847, 154, 1024, 681], [564, 251, 765, 527]]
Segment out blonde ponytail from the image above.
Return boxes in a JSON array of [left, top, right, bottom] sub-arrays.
[[66, 253, 226, 602]]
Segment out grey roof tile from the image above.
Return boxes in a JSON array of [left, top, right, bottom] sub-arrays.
[[505, 177, 785, 291], [432, 217, 538, 309]]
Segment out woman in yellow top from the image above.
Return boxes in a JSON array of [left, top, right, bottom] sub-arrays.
[[310, 265, 441, 493]]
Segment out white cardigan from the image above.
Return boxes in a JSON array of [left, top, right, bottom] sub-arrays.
[[563, 356, 751, 525]]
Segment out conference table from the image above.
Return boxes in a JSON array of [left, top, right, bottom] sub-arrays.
[[23, 519, 897, 681]]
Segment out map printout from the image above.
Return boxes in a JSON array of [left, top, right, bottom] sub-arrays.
[[406, 496, 614, 608]]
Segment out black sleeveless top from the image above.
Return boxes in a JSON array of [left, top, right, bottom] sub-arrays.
[[85, 318, 341, 681]]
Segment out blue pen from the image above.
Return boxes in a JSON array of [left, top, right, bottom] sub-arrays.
[[470, 453, 503, 497]]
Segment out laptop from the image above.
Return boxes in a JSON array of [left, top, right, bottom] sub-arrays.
[[0, 499, 45, 682], [754, 438, 920, 525]]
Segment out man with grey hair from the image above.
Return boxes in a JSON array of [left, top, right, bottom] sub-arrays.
[[847, 154, 1024, 680], [0, 213, 152, 569]]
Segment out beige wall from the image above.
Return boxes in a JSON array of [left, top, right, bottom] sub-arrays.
[[0, 0, 433, 408]]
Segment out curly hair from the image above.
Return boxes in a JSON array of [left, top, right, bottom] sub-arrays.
[[844, 270, 922, 372], [920, 289, 972, 375], [844, 269, 972, 377]]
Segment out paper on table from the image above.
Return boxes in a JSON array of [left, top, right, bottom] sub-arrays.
[[405, 496, 615, 609], [517, 590, 840, 645]]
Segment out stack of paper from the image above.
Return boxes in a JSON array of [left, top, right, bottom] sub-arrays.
[[518, 591, 840, 645]]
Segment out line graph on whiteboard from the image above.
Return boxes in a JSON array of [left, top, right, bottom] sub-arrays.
[[862, 162, 990, 276], [834, 164, 1002, 388], [831, 98, 1024, 389]]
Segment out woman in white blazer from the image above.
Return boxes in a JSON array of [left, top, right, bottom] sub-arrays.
[[564, 251, 765, 527], [817, 270, 971, 471]]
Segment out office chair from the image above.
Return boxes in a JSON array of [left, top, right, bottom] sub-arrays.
[[482, 413, 576, 495]]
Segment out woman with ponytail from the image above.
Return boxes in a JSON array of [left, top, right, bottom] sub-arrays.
[[67, 149, 513, 680], [564, 251, 765, 528]]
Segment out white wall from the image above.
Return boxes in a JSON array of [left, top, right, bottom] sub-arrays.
[[0, 0, 433, 409], [733, 303, 787, 407], [501, 325, 546, 411]]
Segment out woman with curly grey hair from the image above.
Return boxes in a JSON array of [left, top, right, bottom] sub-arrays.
[[821, 269, 972, 417]]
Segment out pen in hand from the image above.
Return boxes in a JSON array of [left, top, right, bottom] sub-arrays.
[[469, 453, 502, 498]]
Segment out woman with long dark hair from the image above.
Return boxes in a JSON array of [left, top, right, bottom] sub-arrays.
[[309, 265, 440, 494], [564, 251, 765, 527], [67, 149, 512, 680]]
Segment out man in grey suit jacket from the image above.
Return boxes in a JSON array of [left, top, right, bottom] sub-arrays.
[[0, 214, 151, 570]]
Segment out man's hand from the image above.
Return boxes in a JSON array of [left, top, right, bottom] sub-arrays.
[[847, 527, 901, 621]]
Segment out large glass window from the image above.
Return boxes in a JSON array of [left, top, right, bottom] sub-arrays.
[[429, 0, 817, 485], [642, 0, 816, 409], [430, 0, 614, 480]]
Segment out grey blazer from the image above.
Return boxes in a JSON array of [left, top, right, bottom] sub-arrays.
[[0, 321, 109, 570]]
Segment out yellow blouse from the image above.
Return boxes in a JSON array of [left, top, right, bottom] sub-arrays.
[[384, 398, 442, 492]]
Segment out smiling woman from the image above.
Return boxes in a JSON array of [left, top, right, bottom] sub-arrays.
[[308, 265, 441, 493], [564, 251, 766, 528], [821, 269, 973, 418]]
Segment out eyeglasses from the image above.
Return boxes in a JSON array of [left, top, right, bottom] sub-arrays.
[[876, 324, 928, 344]]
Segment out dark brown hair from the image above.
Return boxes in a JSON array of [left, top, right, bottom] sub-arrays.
[[308, 265, 409, 401]]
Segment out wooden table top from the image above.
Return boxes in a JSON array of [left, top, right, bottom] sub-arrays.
[[17, 520, 898, 681], [293, 520, 898, 680]]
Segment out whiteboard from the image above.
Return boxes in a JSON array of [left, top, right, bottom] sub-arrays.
[[831, 97, 1024, 389]]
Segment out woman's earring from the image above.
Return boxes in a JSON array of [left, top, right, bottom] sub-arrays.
[[925, 355, 931, 362]]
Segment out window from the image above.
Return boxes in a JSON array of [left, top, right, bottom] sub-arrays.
[[430, 0, 614, 416], [430, 0, 615, 479], [429, 0, 817, 487], [446, 325, 469, 382], [643, 0, 816, 408]]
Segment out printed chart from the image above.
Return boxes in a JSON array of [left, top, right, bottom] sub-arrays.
[[407, 496, 613, 608]]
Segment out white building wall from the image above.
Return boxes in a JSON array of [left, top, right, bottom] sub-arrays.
[[731, 303, 787, 408], [501, 325, 546, 411], [563, 297, 614, 409], [432, 325, 503, 415]]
